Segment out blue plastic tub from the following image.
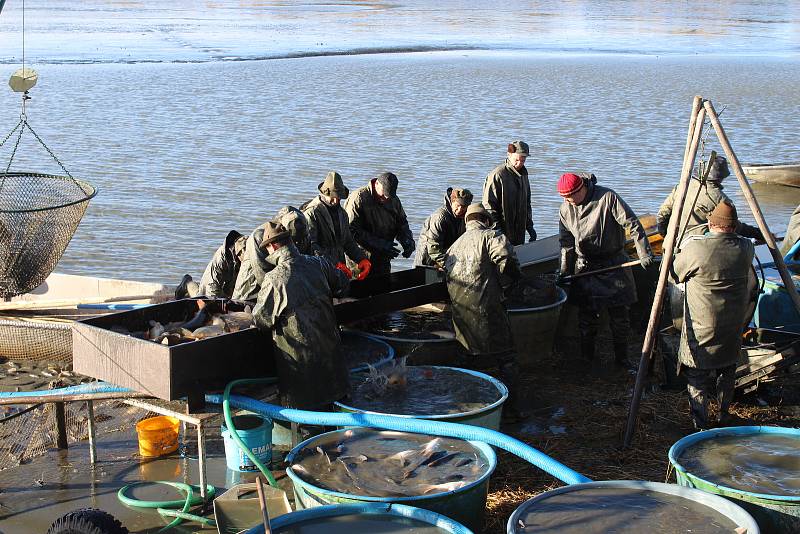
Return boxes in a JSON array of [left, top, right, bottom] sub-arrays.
[[285, 428, 497, 532], [245, 503, 473, 533], [669, 426, 800, 533], [221, 414, 273, 472]]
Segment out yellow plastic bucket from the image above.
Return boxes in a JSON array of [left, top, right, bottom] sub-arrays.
[[136, 416, 180, 457]]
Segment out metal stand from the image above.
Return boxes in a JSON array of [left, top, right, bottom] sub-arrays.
[[87, 399, 97, 464]]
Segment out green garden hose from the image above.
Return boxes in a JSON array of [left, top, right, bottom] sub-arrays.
[[117, 481, 216, 532]]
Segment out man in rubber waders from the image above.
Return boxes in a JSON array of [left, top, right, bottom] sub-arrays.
[[302, 171, 372, 280], [416, 187, 473, 270], [175, 230, 246, 299], [557, 172, 654, 368], [656, 152, 762, 240], [345, 171, 415, 276], [671, 201, 754, 430], [233, 206, 310, 302], [252, 222, 352, 410], [481, 140, 537, 245], [444, 203, 528, 422]]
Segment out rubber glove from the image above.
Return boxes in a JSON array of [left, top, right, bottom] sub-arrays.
[[401, 242, 415, 258], [356, 258, 372, 280], [640, 254, 655, 269], [335, 262, 353, 279], [386, 246, 401, 259], [528, 229, 537, 242]]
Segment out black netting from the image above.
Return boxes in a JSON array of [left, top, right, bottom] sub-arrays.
[[0, 172, 96, 298]]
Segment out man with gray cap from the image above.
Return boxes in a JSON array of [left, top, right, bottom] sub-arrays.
[[233, 206, 310, 302], [657, 152, 761, 240], [253, 221, 352, 410], [416, 187, 473, 269], [482, 140, 537, 245], [345, 171, 415, 276], [671, 201, 755, 430], [302, 171, 372, 280], [175, 230, 246, 299], [444, 203, 527, 422]]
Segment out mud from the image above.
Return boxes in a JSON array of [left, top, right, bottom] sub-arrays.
[[505, 276, 561, 310], [276, 514, 447, 533], [679, 434, 800, 496], [341, 332, 393, 371], [515, 487, 739, 533], [0, 359, 89, 420], [346, 366, 501, 416], [349, 308, 454, 340], [290, 430, 489, 498]]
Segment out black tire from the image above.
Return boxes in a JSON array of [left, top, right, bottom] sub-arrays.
[[46, 508, 129, 534]]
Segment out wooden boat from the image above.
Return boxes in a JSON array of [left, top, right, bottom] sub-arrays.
[[741, 162, 800, 188]]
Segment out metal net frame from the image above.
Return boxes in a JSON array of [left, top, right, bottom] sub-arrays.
[[0, 117, 97, 299]]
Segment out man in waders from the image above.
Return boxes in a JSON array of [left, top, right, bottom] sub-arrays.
[[233, 206, 310, 302], [780, 204, 800, 259], [444, 203, 528, 422], [656, 153, 761, 240], [175, 230, 246, 299], [671, 202, 754, 430], [557, 172, 653, 367], [415, 187, 473, 270], [252, 221, 352, 412], [482, 140, 537, 245], [345, 171, 415, 276], [302, 171, 372, 280]]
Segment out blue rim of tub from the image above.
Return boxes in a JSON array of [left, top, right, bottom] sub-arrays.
[[506, 480, 760, 534], [245, 503, 473, 534], [668, 425, 800, 503], [285, 428, 497, 505], [343, 331, 396, 373], [335, 366, 508, 421], [506, 286, 567, 313]]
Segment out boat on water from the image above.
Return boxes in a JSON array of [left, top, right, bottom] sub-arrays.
[[742, 162, 800, 188]]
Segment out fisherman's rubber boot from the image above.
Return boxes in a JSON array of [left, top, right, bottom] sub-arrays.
[[175, 274, 193, 299], [687, 384, 710, 430], [499, 360, 529, 423], [613, 342, 631, 369], [716, 366, 736, 425]]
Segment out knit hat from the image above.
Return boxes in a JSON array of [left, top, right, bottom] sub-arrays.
[[318, 171, 349, 199], [464, 203, 489, 223], [557, 173, 584, 197], [375, 172, 396, 193], [708, 201, 738, 227], [450, 188, 474, 206], [259, 222, 291, 250], [507, 140, 529, 156]]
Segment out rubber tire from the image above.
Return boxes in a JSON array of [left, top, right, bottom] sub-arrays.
[[46, 508, 129, 534]]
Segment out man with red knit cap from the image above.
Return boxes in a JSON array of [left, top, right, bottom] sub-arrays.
[[557, 172, 653, 367], [482, 140, 537, 245]]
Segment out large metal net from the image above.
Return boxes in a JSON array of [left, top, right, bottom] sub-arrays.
[[0, 117, 96, 299]]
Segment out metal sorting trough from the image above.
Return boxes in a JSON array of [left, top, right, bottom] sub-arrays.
[[507, 287, 567, 370], [285, 428, 497, 533], [246, 503, 473, 533], [334, 366, 508, 431], [507, 481, 760, 534], [669, 426, 800, 533], [72, 298, 274, 408]]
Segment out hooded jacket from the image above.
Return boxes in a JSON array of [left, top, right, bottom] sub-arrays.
[[482, 160, 535, 245], [416, 188, 466, 267], [672, 231, 754, 369], [197, 230, 244, 298], [253, 243, 351, 409], [302, 195, 366, 265], [559, 175, 651, 308], [345, 176, 414, 262], [444, 219, 521, 355]]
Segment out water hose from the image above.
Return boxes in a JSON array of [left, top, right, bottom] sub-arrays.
[[0, 382, 132, 399], [221, 377, 279, 488], [208, 381, 590, 486], [117, 481, 216, 532]]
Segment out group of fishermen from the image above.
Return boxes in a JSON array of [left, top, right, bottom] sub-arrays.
[[179, 141, 770, 430]]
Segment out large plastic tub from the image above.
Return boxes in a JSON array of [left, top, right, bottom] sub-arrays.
[[285, 428, 496, 532], [507, 480, 759, 533], [507, 287, 567, 370], [335, 366, 508, 431], [669, 426, 800, 533], [245, 503, 473, 533]]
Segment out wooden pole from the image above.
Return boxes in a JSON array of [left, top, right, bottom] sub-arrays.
[[256, 476, 272, 534], [704, 100, 800, 316], [563, 259, 644, 281], [623, 97, 704, 447]]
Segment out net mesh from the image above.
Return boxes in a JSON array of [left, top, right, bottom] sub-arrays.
[[0, 318, 72, 363], [0, 172, 95, 298]]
